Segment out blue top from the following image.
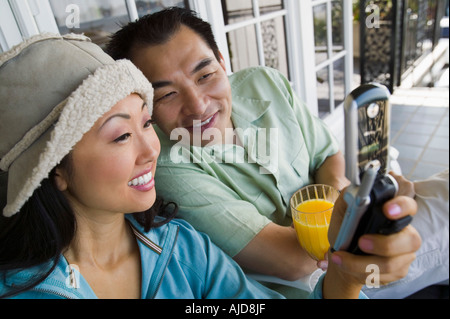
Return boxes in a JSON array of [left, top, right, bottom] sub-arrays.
[[0, 216, 283, 299], [0, 216, 366, 299]]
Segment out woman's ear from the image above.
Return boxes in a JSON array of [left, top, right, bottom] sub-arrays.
[[54, 168, 68, 192]]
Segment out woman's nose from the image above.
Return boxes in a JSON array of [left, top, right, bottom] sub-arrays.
[[136, 131, 160, 164]]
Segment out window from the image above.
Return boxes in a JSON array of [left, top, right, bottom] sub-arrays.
[[0, 0, 189, 52], [136, 0, 189, 18], [210, 0, 353, 123], [313, 0, 347, 117], [49, 0, 130, 49], [0, 0, 60, 51], [0, 0, 353, 143], [221, 0, 289, 79], [49, 0, 189, 49]]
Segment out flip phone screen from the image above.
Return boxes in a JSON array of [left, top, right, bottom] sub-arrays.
[[357, 99, 390, 177]]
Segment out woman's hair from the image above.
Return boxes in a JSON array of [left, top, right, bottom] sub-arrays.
[[106, 6, 221, 63], [0, 155, 177, 298]]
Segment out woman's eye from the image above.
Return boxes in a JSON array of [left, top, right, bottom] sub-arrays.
[[114, 133, 131, 143], [144, 119, 156, 128]]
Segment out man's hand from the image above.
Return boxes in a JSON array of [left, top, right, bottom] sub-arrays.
[[233, 222, 318, 281], [314, 151, 351, 191], [318, 172, 418, 271], [322, 189, 422, 298], [389, 171, 416, 198]]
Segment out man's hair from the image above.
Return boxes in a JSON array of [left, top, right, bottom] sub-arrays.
[[107, 7, 221, 62]]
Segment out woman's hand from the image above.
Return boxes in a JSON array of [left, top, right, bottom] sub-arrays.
[[322, 187, 422, 298]]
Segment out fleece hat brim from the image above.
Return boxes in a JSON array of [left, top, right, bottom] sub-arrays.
[[0, 33, 153, 217]]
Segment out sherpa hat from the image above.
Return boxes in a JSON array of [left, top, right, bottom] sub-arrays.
[[0, 33, 153, 217]]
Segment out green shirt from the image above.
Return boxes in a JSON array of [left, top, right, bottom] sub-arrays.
[[155, 66, 339, 257]]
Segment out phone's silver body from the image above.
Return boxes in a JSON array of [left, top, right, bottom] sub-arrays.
[[333, 83, 393, 252], [344, 83, 391, 185]]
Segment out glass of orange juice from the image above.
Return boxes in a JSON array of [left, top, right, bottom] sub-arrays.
[[290, 184, 340, 261]]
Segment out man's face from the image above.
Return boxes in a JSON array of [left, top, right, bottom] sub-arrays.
[[130, 25, 233, 147]]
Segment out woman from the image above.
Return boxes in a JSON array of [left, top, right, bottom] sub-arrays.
[[0, 34, 419, 299]]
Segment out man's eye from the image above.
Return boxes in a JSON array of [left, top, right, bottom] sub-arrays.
[[200, 73, 213, 81], [156, 91, 176, 102]]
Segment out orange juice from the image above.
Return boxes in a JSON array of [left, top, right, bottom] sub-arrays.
[[292, 199, 334, 261]]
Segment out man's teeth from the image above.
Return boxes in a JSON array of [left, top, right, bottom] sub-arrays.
[[128, 172, 153, 186], [192, 116, 213, 128]]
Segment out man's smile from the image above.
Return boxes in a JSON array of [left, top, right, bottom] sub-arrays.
[[185, 112, 218, 133]]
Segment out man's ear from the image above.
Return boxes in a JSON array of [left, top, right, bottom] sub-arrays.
[[54, 168, 68, 192]]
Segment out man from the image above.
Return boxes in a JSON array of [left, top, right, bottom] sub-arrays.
[[107, 7, 447, 298]]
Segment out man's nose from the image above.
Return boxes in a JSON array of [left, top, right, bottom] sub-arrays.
[[183, 86, 209, 116]]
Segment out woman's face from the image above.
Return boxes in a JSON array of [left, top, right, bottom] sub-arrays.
[[56, 94, 160, 216]]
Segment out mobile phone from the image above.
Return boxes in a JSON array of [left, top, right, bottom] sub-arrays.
[[333, 161, 411, 254], [344, 83, 391, 185], [333, 84, 412, 255]]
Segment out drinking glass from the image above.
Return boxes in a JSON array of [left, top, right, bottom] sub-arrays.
[[290, 184, 340, 261]]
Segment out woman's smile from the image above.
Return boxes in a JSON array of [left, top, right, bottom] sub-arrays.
[[128, 170, 155, 191]]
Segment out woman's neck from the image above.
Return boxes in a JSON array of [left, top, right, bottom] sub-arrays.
[[64, 212, 136, 270], [63, 212, 142, 299]]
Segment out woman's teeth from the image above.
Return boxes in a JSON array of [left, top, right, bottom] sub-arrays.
[[192, 116, 213, 128], [128, 172, 153, 186]]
